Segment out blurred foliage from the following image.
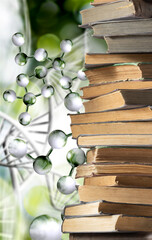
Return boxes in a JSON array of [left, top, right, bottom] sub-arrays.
[[64, 0, 91, 11], [27, 0, 91, 49], [24, 186, 51, 217], [37, 33, 61, 57], [0, 1, 92, 239]]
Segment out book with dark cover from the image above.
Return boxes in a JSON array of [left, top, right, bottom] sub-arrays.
[[70, 232, 151, 240]]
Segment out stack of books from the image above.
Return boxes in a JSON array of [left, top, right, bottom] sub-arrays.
[[62, 0, 152, 239]]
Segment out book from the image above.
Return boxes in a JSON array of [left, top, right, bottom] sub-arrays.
[[83, 89, 152, 113], [85, 53, 152, 67], [81, 80, 152, 99], [105, 35, 152, 53], [71, 121, 152, 139], [78, 185, 152, 204], [76, 163, 152, 178], [69, 107, 152, 124], [84, 175, 152, 188], [132, 0, 152, 18], [65, 201, 152, 217], [70, 233, 151, 240], [91, 0, 119, 6], [62, 214, 152, 233], [80, 1, 134, 27], [92, 19, 152, 37], [86, 146, 152, 163], [77, 134, 152, 148], [85, 64, 152, 84]]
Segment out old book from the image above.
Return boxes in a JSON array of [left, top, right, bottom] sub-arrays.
[[83, 89, 152, 112], [91, 0, 119, 6], [92, 18, 152, 37], [85, 53, 152, 67], [77, 134, 152, 148], [69, 107, 152, 124], [76, 163, 152, 178], [65, 201, 152, 217], [82, 80, 152, 99], [131, 0, 152, 18], [80, 1, 134, 26], [85, 64, 152, 85], [78, 185, 152, 204], [71, 122, 152, 139], [62, 214, 152, 233], [84, 175, 152, 188], [105, 35, 152, 53], [70, 233, 151, 240], [86, 146, 152, 163]]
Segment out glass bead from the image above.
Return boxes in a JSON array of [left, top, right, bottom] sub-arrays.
[[64, 92, 82, 112], [57, 176, 76, 195], [8, 138, 27, 158], [66, 148, 86, 167], [41, 85, 54, 98], [48, 130, 67, 149], [30, 215, 62, 240], [15, 53, 27, 66], [60, 39, 73, 53], [34, 66, 47, 79], [18, 112, 31, 126], [59, 76, 72, 89], [3, 90, 16, 102], [34, 48, 48, 62], [16, 73, 29, 87], [77, 69, 87, 81], [53, 58, 65, 71], [23, 92, 36, 106], [12, 32, 24, 47], [33, 155, 52, 175]]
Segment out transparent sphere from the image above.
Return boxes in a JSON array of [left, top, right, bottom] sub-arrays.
[[41, 85, 54, 98], [66, 148, 86, 168], [53, 58, 65, 71], [8, 138, 27, 158], [59, 76, 72, 89], [64, 92, 83, 112], [12, 32, 24, 47], [48, 130, 67, 149], [30, 215, 62, 240], [3, 90, 16, 103], [33, 156, 52, 175], [57, 176, 76, 195], [18, 112, 31, 126], [15, 53, 27, 66], [16, 73, 29, 87], [77, 69, 87, 81], [34, 66, 47, 79], [23, 92, 36, 106], [60, 39, 73, 53], [34, 48, 48, 62]]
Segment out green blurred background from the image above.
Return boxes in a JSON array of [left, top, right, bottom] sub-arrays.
[[27, 0, 91, 53], [0, 1, 91, 240]]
